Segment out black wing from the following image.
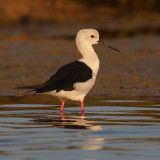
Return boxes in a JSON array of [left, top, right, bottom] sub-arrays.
[[32, 61, 92, 93]]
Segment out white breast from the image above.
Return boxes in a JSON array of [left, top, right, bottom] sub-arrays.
[[78, 55, 100, 76]]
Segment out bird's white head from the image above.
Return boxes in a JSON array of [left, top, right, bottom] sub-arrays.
[[76, 28, 120, 53], [76, 29, 99, 46]]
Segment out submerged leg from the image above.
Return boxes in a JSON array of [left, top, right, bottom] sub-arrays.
[[81, 100, 84, 116]]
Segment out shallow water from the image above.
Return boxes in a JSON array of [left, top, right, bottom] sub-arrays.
[[0, 96, 160, 160]]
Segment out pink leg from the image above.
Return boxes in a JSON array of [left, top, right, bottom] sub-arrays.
[[60, 100, 65, 119], [81, 100, 84, 116], [60, 100, 65, 112]]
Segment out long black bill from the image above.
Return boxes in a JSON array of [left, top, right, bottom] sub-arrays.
[[98, 40, 120, 52]]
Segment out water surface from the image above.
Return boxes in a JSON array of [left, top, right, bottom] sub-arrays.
[[0, 96, 160, 160]]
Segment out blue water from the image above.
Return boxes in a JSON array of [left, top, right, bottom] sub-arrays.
[[0, 97, 160, 160]]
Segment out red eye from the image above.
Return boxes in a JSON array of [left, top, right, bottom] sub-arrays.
[[91, 35, 94, 38]]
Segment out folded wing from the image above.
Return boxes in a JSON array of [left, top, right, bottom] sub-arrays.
[[15, 61, 92, 93]]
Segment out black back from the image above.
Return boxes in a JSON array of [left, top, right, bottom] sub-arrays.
[[36, 61, 92, 93]]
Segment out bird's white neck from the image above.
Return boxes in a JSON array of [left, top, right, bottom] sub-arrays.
[[76, 40, 99, 75]]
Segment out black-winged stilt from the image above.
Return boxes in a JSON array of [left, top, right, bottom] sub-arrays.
[[15, 29, 120, 116]]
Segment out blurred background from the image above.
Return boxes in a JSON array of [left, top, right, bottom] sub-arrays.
[[0, 0, 160, 97], [0, 0, 160, 25]]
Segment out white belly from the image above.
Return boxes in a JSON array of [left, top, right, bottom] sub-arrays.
[[46, 75, 96, 101]]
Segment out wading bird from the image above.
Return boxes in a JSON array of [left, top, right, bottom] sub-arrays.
[[15, 29, 120, 116]]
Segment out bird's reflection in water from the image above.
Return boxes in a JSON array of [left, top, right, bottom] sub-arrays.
[[33, 113, 104, 151], [33, 112, 102, 131], [70, 137, 105, 150], [60, 111, 84, 120]]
